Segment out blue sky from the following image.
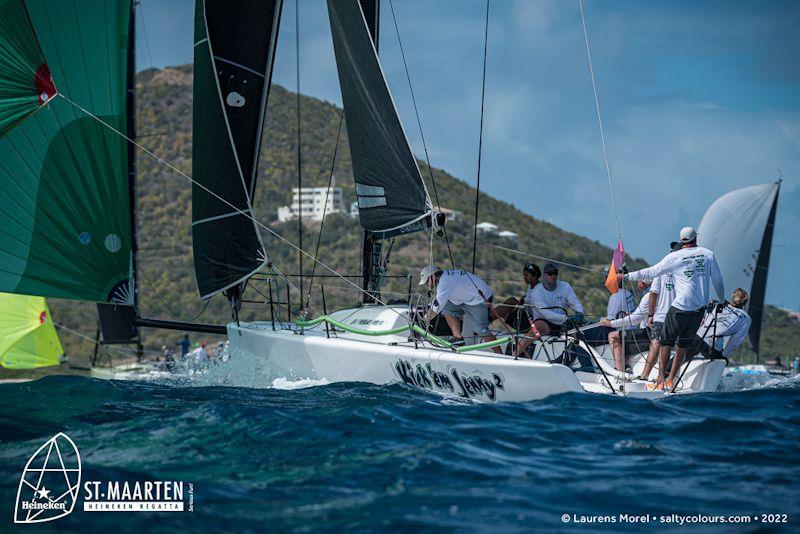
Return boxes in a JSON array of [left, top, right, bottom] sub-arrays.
[[138, 0, 800, 310]]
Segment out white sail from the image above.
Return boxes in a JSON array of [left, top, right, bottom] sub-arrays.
[[698, 182, 778, 296], [698, 181, 780, 353]]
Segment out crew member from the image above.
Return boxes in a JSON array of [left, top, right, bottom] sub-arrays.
[[618, 227, 724, 390], [687, 288, 752, 359], [600, 280, 651, 373], [419, 265, 500, 352], [495, 263, 540, 332], [530, 262, 585, 336]]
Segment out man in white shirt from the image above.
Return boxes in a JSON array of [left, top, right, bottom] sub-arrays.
[[529, 262, 585, 335], [419, 265, 499, 351], [600, 280, 651, 372], [639, 241, 680, 382], [619, 227, 725, 389]]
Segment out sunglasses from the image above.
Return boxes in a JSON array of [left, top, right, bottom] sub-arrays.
[[545, 270, 559, 276]]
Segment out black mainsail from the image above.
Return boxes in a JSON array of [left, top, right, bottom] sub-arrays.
[[191, 0, 282, 300], [328, 0, 433, 240]]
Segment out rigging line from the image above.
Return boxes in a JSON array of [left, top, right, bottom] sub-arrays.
[[472, 0, 490, 274], [387, 0, 455, 270], [138, 262, 182, 318], [305, 109, 345, 307], [56, 93, 401, 319], [136, 0, 154, 69], [295, 0, 304, 314], [491, 244, 606, 274], [578, 0, 622, 242]]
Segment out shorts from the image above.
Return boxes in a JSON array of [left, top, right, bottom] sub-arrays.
[[441, 301, 491, 336], [649, 321, 664, 341], [660, 307, 704, 349]]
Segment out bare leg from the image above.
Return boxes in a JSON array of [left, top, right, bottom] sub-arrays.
[[609, 331, 624, 371], [656, 345, 672, 386], [667, 347, 688, 384], [494, 297, 520, 322], [640, 339, 660, 380], [443, 314, 462, 339], [534, 319, 550, 336]]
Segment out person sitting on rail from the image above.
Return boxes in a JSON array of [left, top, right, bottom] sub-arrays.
[[529, 262, 585, 336], [600, 280, 652, 373], [495, 263, 540, 333], [685, 288, 752, 361], [419, 265, 501, 352]]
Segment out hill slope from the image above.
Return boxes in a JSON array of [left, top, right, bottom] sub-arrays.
[[27, 65, 798, 369]]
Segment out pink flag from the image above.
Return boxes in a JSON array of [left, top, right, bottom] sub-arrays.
[[612, 239, 625, 270]]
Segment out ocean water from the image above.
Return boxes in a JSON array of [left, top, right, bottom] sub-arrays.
[[0, 374, 798, 532]]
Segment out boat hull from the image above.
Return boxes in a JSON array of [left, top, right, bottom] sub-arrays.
[[226, 321, 584, 402]]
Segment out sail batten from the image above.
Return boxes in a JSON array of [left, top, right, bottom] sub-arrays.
[[191, 0, 282, 300], [698, 181, 780, 354], [327, 0, 432, 239]]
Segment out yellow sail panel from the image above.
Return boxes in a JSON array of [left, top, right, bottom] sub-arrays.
[[0, 292, 63, 369]]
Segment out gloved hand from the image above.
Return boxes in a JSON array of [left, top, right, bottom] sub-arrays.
[[568, 312, 585, 325], [706, 300, 719, 313], [716, 300, 729, 313]]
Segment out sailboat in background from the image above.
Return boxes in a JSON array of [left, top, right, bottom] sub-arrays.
[[0, 293, 63, 369], [698, 180, 781, 360]]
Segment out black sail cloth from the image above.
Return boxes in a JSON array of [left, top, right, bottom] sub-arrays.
[[191, 0, 282, 299], [328, 0, 432, 239]]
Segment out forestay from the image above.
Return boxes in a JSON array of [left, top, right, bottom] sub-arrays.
[[698, 181, 780, 353], [191, 0, 282, 300], [0, 0, 134, 304], [327, 0, 433, 239]]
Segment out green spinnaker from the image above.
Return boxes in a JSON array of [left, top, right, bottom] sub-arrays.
[[0, 0, 55, 137], [0, 0, 133, 304], [0, 292, 63, 369]]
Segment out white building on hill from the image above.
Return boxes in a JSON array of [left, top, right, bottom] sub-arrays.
[[278, 177, 343, 222]]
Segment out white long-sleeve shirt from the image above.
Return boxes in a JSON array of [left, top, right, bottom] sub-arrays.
[[627, 246, 724, 312], [610, 290, 650, 330], [650, 273, 676, 323], [430, 270, 492, 313], [530, 281, 584, 325], [698, 306, 751, 356], [607, 289, 636, 319]]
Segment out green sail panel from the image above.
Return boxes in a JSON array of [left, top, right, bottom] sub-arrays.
[[0, 292, 63, 369], [0, 0, 133, 304], [328, 0, 432, 239], [192, 0, 281, 299], [0, 0, 56, 138]]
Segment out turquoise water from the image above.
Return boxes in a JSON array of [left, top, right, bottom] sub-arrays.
[[0, 375, 798, 532]]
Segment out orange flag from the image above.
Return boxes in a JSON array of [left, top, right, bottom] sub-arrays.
[[604, 240, 625, 294], [605, 259, 618, 295]]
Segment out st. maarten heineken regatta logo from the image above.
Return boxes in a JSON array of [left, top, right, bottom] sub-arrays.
[[14, 433, 192, 524], [14, 433, 81, 524]]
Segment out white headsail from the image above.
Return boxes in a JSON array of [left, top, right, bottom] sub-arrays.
[[698, 181, 780, 354]]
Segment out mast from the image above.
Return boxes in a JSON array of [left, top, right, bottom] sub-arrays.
[[359, 0, 381, 304]]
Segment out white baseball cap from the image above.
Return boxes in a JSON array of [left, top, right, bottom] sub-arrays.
[[418, 264, 440, 285], [679, 226, 697, 242]]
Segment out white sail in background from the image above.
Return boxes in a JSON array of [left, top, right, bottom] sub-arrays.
[[698, 181, 780, 353]]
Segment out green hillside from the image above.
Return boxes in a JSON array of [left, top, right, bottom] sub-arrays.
[[10, 65, 796, 373]]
